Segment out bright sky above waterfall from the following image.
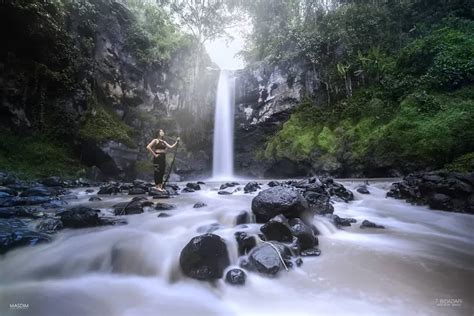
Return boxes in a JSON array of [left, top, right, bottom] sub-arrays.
[[204, 23, 250, 70]]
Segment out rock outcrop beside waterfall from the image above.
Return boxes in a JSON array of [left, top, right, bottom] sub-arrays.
[[234, 60, 322, 178], [0, 0, 217, 181]]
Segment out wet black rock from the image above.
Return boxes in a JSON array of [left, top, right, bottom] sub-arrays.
[[260, 220, 293, 242], [186, 183, 201, 191], [0, 206, 44, 219], [235, 232, 257, 255], [331, 214, 357, 227], [197, 181, 206, 185], [301, 247, 321, 257], [155, 203, 175, 210], [225, 268, 246, 285], [0, 196, 51, 207], [218, 190, 233, 195], [182, 187, 195, 193], [149, 189, 171, 198], [193, 202, 207, 208], [360, 219, 385, 229], [157, 212, 171, 218], [57, 206, 104, 228], [303, 191, 334, 215], [267, 181, 280, 187], [324, 180, 354, 202], [113, 197, 151, 215], [85, 189, 95, 193], [220, 183, 236, 190], [387, 171, 474, 214], [197, 223, 221, 233], [289, 218, 317, 250], [179, 233, 230, 280], [60, 194, 78, 201], [247, 242, 292, 276], [128, 187, 147, 195], [88, 196, 102, 201], [0, 219, 51, 254], [98, 184, 120, 195], [20, 187, 52, 197], [356, 185, 370, 194], [35, 218, 63, 233], [251, 186, 309, 223], [0, 186, 18, 197], [40, 176, 64, 187], [244, 181, 261, 193], [235, 211, 250, 225]]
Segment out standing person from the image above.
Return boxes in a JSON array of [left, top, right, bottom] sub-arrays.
[[146, 129, 180, 192]]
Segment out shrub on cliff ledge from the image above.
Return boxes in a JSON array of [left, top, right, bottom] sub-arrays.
[[79, 98, 135, 147]]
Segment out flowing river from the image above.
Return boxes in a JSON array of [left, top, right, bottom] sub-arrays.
[[0, 180, 473, 316]]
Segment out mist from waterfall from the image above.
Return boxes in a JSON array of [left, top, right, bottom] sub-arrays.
[[212, 70, 235, 180]]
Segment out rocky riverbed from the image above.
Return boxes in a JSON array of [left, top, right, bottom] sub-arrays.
[[0, 173, 473, 315]]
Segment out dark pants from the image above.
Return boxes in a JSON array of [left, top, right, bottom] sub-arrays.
[[153, 154, 166, 185]]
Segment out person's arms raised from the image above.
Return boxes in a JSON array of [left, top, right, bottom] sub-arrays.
[[164, 137, 180, 149]]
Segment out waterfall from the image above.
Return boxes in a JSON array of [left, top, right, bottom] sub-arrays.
[[212, 70, 235, 180]]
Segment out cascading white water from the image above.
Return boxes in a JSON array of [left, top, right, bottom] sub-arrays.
[[1, 181, 473, 315], [212, 70, 235, 180]]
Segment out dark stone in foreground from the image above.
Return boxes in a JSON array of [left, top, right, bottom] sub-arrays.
[[244, 181, 261, 193], [331, 214, 357, 227], [218, 190, 233, 195], [0, 207, 43, 219], [356, 185, 370, 194], [180, 233, 230, 280], [289, 218, 317, 250], [260, 220, 293, 242], [360, 219, 385, 229], [193, 202, 207, 208], [251, 186, 309, 223], [247, 242, 292, 276], [128, 187, 147, 195], [186, 183, 201, 191], [35, 218, 63, 233], [98, 184, 120, 195], [155, 203, 175, 210], [235, 211, 249, 225], [235, 232, 257, 256], [303, 192, 334, 215], [225, 269, 246, 285], [57, 206, 103, 228]]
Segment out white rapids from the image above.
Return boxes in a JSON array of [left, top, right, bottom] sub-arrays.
[[0, 180, 473, 316]]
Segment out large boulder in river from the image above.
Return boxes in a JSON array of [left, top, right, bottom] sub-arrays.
[[179, 233, 230, 280], [57, 206, 104, 228], [251, 187, 309, 223]]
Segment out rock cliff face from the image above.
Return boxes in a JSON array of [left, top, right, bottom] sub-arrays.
[[0, 0, 217, 180], [234, 60, 322, 178]]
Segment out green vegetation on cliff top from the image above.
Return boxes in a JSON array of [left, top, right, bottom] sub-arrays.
[[246, 0, 474, 175]]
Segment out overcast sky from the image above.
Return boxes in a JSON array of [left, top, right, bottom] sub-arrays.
[[204, 23, 250, 70]]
